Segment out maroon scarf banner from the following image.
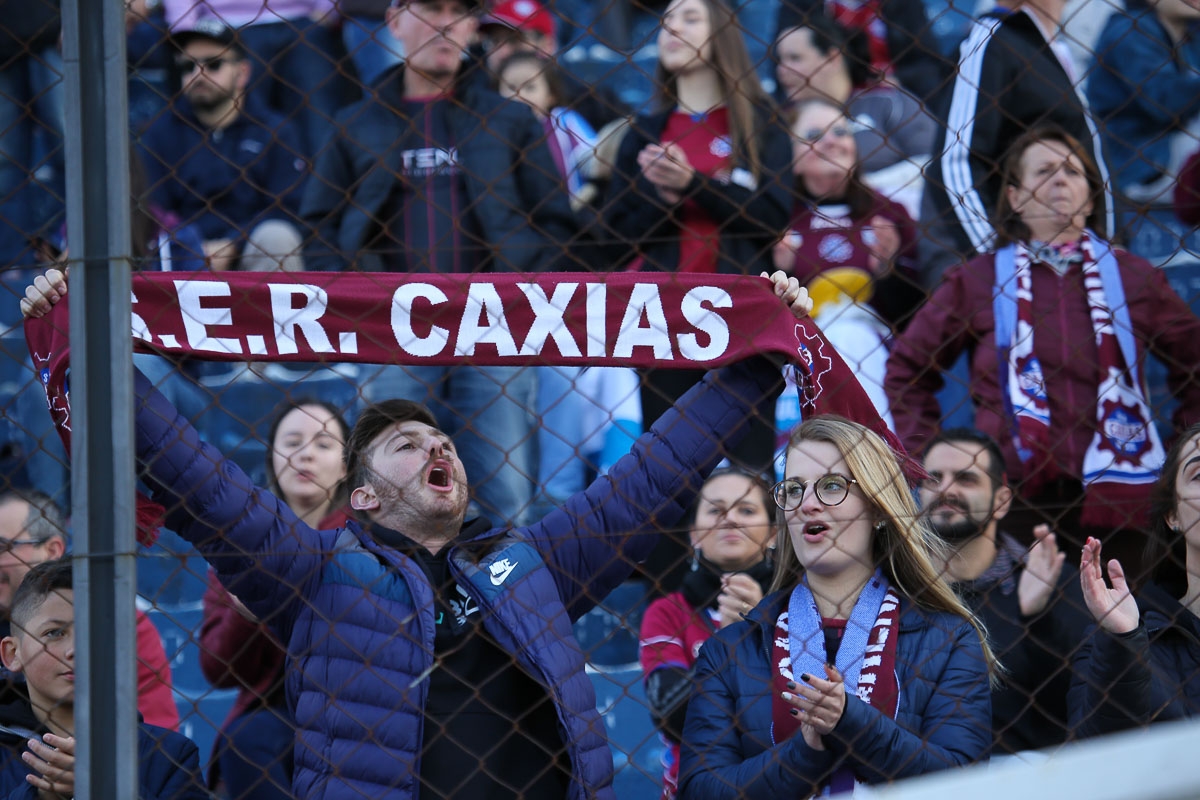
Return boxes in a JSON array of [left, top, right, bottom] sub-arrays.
[[24, 271, 912, 542], [127, 271, 803, 367]]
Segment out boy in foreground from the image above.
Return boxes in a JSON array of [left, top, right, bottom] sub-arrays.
[[0, 559, 206, 800]]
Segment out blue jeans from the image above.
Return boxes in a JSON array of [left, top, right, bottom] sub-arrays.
[[0, 46, 65, 267], [342, 16, 404, 87], [237, 18, 345, 155], [1116, 203, 1200, 265], [533, 366, 586, 518], [217, 708, 294, 800], [360, 364, 537, 526]]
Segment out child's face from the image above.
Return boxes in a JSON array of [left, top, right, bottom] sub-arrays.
[[498, 59, 552, 119], [2, 590, 75, 714]]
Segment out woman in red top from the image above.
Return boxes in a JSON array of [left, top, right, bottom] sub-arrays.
[[603, 0, 792, 590], [199, 399, 351, 799], [604, 0, 791, 278], [638, 468, 777, 800], [773, 98, 921, 331]]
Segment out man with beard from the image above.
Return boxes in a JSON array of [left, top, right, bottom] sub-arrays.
[[921, 429, 1091, 754], [138, 19, 307, 271], [20, 267, 811, 800]]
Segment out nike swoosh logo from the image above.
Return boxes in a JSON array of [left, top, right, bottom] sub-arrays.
[[490, 565, 517, 586]]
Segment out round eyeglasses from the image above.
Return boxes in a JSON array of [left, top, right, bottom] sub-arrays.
[[771, 475, 858, 510]]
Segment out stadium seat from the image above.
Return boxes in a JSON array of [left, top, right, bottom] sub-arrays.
[[574, 579, 651, 667], [1146, 259, 1200, 435], [0, 269, 36, 336], [145, 604, 210, 695], [138, 529, 211, 609], [195, 368, 360, 475], [935, 352, 975, 432], [175, 687, 239, 770], [589, 664, 666, 800]]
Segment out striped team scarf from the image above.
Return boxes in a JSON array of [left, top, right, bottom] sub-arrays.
[[994, 233, 1164, 528], [771, 570, 901, 796]]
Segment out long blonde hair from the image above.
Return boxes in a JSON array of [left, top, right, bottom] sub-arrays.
[[771, 415, 1000, 677]]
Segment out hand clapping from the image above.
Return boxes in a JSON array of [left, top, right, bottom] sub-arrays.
[[715, 573, 765, 630], [637, 143, 694, 204], [1079, 536, 1139, 634], [1017, 524, 1066, 617], [781, 664, 846, 750], [24, 732, 75, 799]]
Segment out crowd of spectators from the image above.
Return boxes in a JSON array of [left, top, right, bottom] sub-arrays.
[[2, 0, 1200, 797]]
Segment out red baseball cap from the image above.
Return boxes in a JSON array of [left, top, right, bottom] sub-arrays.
[[481, 0, 556, 39]]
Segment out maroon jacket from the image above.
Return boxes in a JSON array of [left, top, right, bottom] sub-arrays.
[[787, 194, 917, 284], [788, 191, 921, 328], [885, 248, 1200, 489]]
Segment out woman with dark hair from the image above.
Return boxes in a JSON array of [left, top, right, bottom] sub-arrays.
[[602, 0, 791, 476], [495, 52, 597, 211], [772, 0, 946, 102], [639, 468, 777, 800], [677, 416, 995, 798], [774, 97, 920, 332], [886, 126, 1200, 577], [200, 399, 350, 799], [1069, 422, 1200, 736], [773, 14, 936, 216]]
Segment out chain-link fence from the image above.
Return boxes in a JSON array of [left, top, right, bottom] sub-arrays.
[[1, 0, 1200, 797]]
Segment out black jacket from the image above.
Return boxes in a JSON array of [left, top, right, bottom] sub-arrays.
[[918, 8, 1113, 285], [300, 65, 578, 272], [955, 533, 1092, 753], [138, 97, 308, 243], [600, 107, 792, 275], [1069, 582, 1200, 738], [0, 0, 59, 57]]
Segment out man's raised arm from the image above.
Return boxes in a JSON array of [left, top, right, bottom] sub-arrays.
[[22, 269, 327, 640]]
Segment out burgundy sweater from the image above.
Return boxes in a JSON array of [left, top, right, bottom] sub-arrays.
[[885, 247, 1200, 490]]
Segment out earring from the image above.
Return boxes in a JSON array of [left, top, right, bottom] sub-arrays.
[[874, 520, 887, 532]]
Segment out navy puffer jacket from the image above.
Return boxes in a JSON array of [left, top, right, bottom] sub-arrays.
[[678, 590, 992, 799], [135, 358, 780, 800]]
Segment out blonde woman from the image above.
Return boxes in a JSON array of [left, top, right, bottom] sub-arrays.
[[678, 416, 995, 798]]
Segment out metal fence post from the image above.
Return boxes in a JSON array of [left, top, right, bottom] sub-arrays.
[[61, 0, 138, 797]]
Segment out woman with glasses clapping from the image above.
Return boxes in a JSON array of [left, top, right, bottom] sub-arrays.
[[677, 416, 997, 799]]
